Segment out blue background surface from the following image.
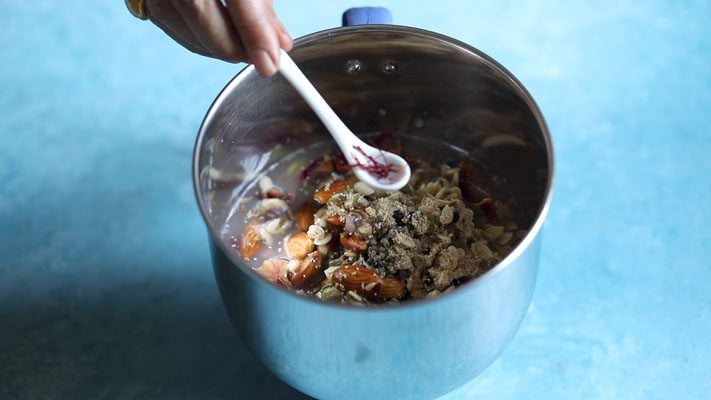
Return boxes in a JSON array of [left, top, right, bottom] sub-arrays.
[[1, 1, 709, 399]]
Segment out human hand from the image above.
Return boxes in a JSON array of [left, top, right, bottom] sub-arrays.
[[145, 0, 293, 77]]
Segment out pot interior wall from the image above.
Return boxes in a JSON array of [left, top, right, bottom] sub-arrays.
[[196, 26, 550, 238]]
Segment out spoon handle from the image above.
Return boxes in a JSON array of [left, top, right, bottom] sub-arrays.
[[278, 50, 360, 158]]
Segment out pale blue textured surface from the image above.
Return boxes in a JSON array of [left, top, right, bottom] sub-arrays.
[[1, 1, 709, 399]]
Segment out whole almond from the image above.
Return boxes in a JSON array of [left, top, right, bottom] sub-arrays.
[[332, 265, 406, 301], [239, 220, 262, 258], [285, 231, 314, 259], [314, 178, 356, 204], [332, 265, 378, 293], [295, 202, 317, 231], [377, 276, 408, 300], [339, 235, 368, 252], [287, 251, 324, 289]]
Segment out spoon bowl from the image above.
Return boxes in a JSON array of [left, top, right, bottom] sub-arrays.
[[278, 50, 411, 191]]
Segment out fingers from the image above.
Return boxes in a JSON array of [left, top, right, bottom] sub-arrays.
[[145, 0, 294, 76], [170, 0, 248, 63], [275, 15, 294, 52], [226, 0, 284, 77], [145, 0, 211, 57]]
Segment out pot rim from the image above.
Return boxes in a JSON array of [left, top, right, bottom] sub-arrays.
[[192, 24, 555, 312]]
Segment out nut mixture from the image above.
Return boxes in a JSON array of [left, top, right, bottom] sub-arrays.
[[235, 146, 526, 305]]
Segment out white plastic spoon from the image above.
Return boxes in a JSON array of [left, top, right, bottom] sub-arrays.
[[278, 50, 411, 192]]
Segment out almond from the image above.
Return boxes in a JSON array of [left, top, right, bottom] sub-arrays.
[[287, 251, 324, 289], [239, 220, 262, 258], [332, 265, 407, 301], [313, 178, 356, 204], [295, 202, 317, 231], [315, 158, 335, 174], [332, 265, 377, 292], [377, 276, 408, 300], [285, 231, 314, 259], [339, 235, 368, 252], [326, 214, 344, 226], [256, 258, 288, 283]]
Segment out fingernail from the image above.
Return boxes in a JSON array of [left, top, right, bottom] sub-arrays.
[[252, 49, 277, 77]]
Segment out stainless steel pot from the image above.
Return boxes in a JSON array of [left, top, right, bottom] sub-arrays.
[[193, 23, 553, 400]]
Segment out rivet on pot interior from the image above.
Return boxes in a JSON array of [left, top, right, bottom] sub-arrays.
[[381, 60, 400, 75], [344, 59, 362, 75]]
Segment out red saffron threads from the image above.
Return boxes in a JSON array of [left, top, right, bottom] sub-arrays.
[[349, 145, 398, 179], [300, 136, 399, 181]]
